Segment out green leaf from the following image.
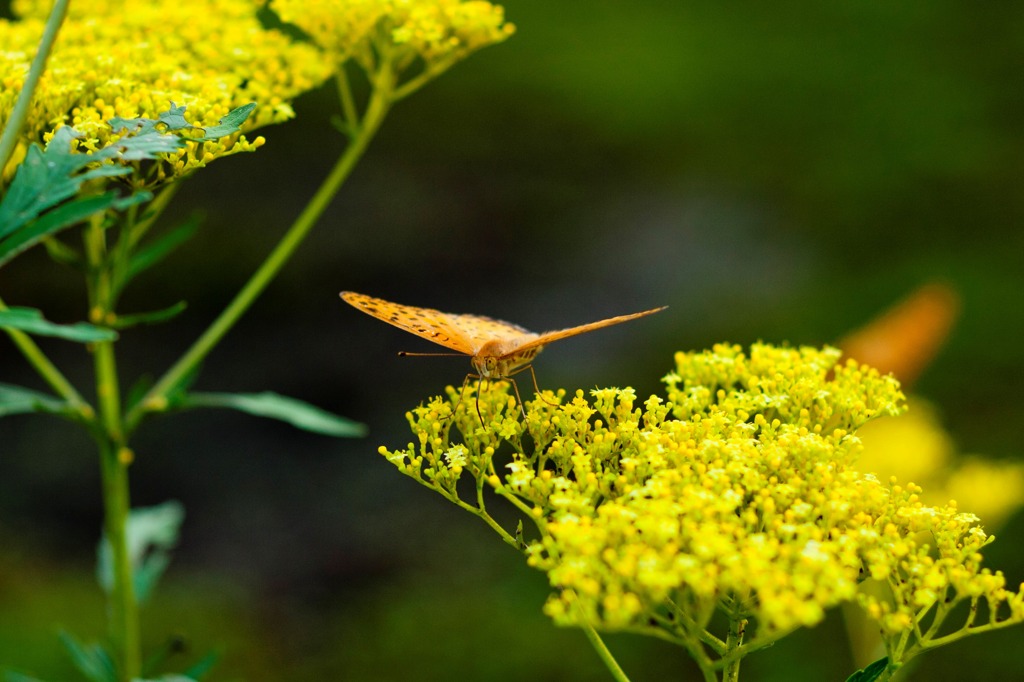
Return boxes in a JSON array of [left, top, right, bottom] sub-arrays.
[[194, 103, 256, 140], [109, 103, 193, 137], [0, 307, 117, 342], [0, 382, 71, 417], [0, 191, 150, 269], [181, 651, 219, 680], [515, 519, 526, 549], [161, 364, 204, 412], [3, 670, 50, 682], [0, 125, 177, 238], [109, 102, 256, 143], [109, 302, 187, 329], [0, 105, 215, 270], [130, 677, 198, 682], [97, 501, 184, 604], [846, 657, 890, 682], [42, 235, 83, 267], [124, 375, 154, 416], [111, 104, 188, 136], [125, 216, 200, 282], [58, 632, 117, 682], [0, 102, 251, 271], [183, 391, 367, 437]]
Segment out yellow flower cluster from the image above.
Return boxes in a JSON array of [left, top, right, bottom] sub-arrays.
[[0, 0, 332, 182], [381, 344, 1024, 669], [857, 399, 1024, 529], [271, 0, 514, 71]]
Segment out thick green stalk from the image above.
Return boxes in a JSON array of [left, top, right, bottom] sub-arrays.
[[83, 198, 139, 680], [98, 437, 139, 680], [124, 85, 393, 433], [93, 338, 139, 680], [0, 0, 68, 173]]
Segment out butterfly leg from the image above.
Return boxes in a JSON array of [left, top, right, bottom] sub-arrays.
[[446, 374, 476, 421], [476, 376, 495, 424], [508, 363, 560, 409], [450, 373, 488, 423], [505, 376, 528, 419], [460, 374, 525, 422]]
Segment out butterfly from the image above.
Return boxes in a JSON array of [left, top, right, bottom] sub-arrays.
[[838, 282, 959, 389], [340, 291, 666, 419]]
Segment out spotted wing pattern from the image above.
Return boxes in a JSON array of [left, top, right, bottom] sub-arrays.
[[341, 291, 538, 355], [500, 306, 668, 358], [447, 312, 538, 354]]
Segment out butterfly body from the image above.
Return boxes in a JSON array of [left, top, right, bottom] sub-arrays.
[[473, 342, 543, 379]]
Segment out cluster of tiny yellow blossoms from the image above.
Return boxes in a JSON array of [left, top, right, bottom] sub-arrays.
[[380, 343, 1024, 668], [857, 399, 1024, 529], [271, 0, 514, 71], [0, 0, 332, 182]]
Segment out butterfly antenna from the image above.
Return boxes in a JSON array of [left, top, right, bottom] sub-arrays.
[[398, 351, 466, 357]]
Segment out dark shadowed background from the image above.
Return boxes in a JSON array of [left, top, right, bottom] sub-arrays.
[[2, 1, 1024, 680]]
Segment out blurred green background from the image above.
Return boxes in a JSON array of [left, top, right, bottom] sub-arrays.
[[2, 0, 1024, 679]]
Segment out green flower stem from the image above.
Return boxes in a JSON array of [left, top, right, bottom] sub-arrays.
[[575, 597, 631, 682], [124, 81, 393, 433], [390, 57, 458, 102], [335, 70, 359, 134], [722, 615, 747, 682], [444, 488, 519, 549], [85, 200, 139, 679], [127, 182, 180, 250], [109, 202, 140, 305], [94, 337, 124, 443], [97, 438, 139, 681], [0, 0, 68, 173]]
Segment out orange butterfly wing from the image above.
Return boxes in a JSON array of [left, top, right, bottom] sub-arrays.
[[340, 291, 538, 355], [838, 282, 959, 388], [501, 306, 668, 358]]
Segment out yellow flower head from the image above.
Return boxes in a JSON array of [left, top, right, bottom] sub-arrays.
[[270, 0, 514, 74], [857, 399, 1024, 529], [381, 344, 1024, 666], [1, 0, 332, 183]]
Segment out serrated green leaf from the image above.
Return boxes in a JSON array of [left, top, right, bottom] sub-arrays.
[[110, 103, 190, 137], [0, 307, 117, 342], [58, 632, 117, 682], [0, 112, 186, 269], [126, 216, 200, 282], [98, 501, 184, 604], [183, 391, 367, 437], [845, 657, 890, 682], [0, 125, 173, 237], [0, 191, 150, 269], [109, 302, 187, 329], [109, 102, 255, 143], [0, 382, 71, 417], [194, 103, 256, 140], [0, 130, 122, 236]]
